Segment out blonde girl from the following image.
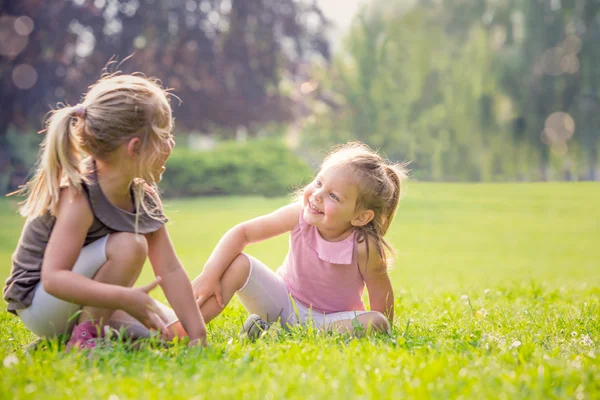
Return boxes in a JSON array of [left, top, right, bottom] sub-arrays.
[[185, 142, 407, 337], [3, 73, 206, 349]]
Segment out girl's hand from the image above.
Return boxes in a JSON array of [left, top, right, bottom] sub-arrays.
[[188, 333, 207, 348], [122, 276, 170, 337], [192, 273, 224, 309], [187, 317, 208, 348]]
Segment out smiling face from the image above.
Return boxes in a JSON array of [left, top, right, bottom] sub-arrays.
[[302, 164, 369, 240]]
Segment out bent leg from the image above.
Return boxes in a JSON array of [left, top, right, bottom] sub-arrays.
[[78, 232, 148, 325], [198, 254, 251, 324], [236, 255, 296, 326], [170, 254, 295, 336], [17, 236, 110, 337], [169, 253, 252, 335]]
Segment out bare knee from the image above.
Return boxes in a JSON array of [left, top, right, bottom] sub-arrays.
[[359, 311, 391, 333], [223, 254, 251, 290], [106, 232, 148, 271]]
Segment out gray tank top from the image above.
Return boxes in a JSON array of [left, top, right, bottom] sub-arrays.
[[3, 165, 166, 314]]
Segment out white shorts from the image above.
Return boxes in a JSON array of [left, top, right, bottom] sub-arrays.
[[237, 254, 371, 329], [17, 235, 177, 338]]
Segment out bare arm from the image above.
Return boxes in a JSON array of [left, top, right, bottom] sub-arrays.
[[145, 225, 206, 344], [358, 241, 395, 322], [199, 202, 302, 280], [41, 187, 129, 310], [191, 202, 301, 306]]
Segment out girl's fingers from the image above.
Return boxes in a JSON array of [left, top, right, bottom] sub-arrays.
[[153, 303, 170, 324], [144, 303, 169, 338], [215, 289, 224, 308], [147, 312, 168, 336]]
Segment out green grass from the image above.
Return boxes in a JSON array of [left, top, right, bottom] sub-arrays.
[[1, 183, 599, 399]]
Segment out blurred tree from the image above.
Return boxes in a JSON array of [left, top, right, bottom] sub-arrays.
[[304, 2, 506, 181], [303, 0, 600, 181], [572, 0, 600, 180], [0, 0, 330, 136]]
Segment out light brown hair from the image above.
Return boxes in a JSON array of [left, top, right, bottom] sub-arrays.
[[320, 142, 408, 268], [15, 73, 174, 223]]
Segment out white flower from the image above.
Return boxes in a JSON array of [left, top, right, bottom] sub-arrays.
[[2, 354, 18, 368], [509, 340, 522, 350], [460, 294, 469, 301], [580, 334, 594, 347], [484, 288, 490, 295]]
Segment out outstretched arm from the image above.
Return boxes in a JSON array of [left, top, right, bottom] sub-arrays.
[[145, 225, 206, 345], [193, 201, 301, 306]]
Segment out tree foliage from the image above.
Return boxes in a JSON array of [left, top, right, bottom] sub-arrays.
[[304, 0, 600, 181], [0, 0, 329, 135]]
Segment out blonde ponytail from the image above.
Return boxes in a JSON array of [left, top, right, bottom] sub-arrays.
[[14, 73, 174, 225], [381, 163, 407, 234], [17, 105, 85, 219]]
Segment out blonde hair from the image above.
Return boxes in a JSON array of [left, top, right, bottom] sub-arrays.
[[15, 73, 174, 222], [317, 142, 408, 268]]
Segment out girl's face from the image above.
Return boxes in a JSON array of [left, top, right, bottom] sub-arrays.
[[302, 164, 362, 240], [151, 136, 175, 183]]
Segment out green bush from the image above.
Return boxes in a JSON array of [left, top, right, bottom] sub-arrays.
[[161, 139, 313, 197]]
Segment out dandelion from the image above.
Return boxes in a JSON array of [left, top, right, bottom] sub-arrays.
[[460, 294, 469, 301], [510, 340, 522, 350], [3, 354, 18, 368], [24, 384, 36, 394], [484, 288, 490, 295], [570, 356, 583, 369], [580, 334, 594, 347]]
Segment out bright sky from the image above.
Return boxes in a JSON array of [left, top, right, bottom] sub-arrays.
[[317, 0, 368, 50], [318, 0, 367, 29]]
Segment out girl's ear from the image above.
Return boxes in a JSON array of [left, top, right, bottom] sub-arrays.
[[351, 209, 375, 227], [126, 137, 142, 158]]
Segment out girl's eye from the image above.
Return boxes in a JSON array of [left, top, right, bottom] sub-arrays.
[[315, 180, 322, 187], [329, 193, 339, 201]]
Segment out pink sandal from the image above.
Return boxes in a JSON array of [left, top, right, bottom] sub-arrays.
[[66, 321, 102, 352]]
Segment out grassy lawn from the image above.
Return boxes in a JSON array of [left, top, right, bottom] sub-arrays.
[[1, 183, 599, 399]]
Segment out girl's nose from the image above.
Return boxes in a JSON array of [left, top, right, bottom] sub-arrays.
[[313, 190, 323, 202]]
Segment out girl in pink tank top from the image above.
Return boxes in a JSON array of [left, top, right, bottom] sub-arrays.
[[189, 142, 408, 336]]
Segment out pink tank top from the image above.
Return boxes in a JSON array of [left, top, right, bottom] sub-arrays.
[[277, 211, 366, 313]]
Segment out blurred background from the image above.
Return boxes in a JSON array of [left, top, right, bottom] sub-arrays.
[[1, 0, 599, 198]]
